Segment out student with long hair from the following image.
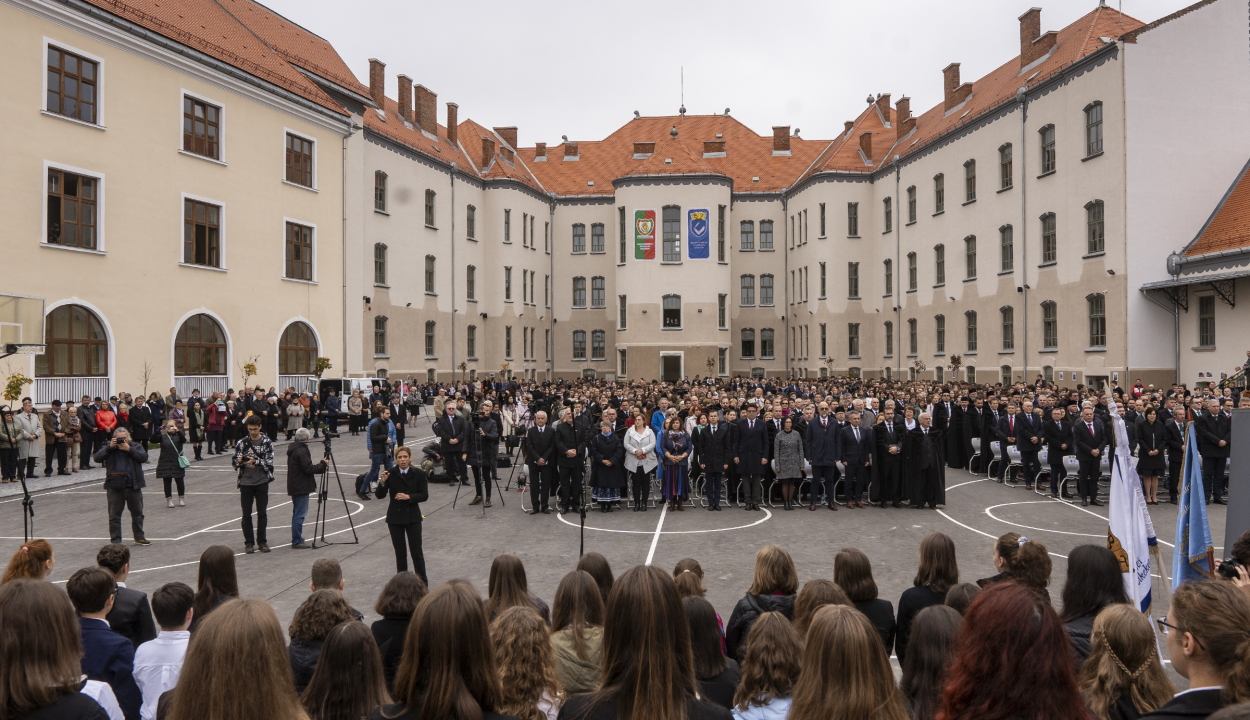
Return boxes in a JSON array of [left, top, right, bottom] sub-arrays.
[[975, 533, 1052, 601], [789, 605, 909, 720], [1144, 580, 1250, 719], [1, 539, 54, 583], [550, 571, 605, 695], [167, 599, 309, 720], [375, 581, 515, 720], [486, 554, 550, 624], [726, 546, 799, 661], [1079, 605, 1172, 720], [1060, 545, 1129, 664], [0, 578, 117, 720], [834, 547, 895, 653], [673, 558, 709, 599], [574, 553, 613, 608], [559, 565, 732, 720], [899, 605, 962, 720], [791, 580, 851, 637], [896, 533, 959, 666], [933, 583, 1089, 720], [942, 584, 981, 615], [288, 590, 357, 694], [731, 613, 803, 720], [491, 606, 564, 720], [371, 572, 428, 692], [685, 596, 739, 711], [302, 621, 391, 720], [190, 545, 238, 631]]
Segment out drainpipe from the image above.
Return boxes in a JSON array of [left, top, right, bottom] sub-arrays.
[[894, 158, 902, 380], [450, 169, 457, 384], [341, 122, 359, 381], [1017, 87, 1029, 385], [549, 193, 557, 382], [782, 194, 790, 378]]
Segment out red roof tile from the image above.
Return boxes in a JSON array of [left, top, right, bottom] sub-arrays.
[[1185, 161, 1250, 257]]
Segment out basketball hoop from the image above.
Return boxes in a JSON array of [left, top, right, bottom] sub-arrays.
[[3, 344, 44, 357]]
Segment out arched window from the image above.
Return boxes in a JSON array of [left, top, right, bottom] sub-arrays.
[[760, 328, 775, 358], [740, 275, 755, 306], [374, 316, 387, 356], [935, 365, 944, 382], [1086, 200, 1105, 254], [1000, 306, 1014, 351], [278, 322, 317, 375], [1001, 365, 1012, 385], [741, 329, 756, 358], [1087, 294, 1106, 348], [175, 314, 226, 375], [740, 220, 755, 250], [1085, 102, 1103, 156], [759, 275, 774, 306], [424, 321, 436, 357], [466, 325, 477, 358], [966, 366, 976, 383], [374, 171, 387, 211], [1042, 365, 1054, 383], [1041, 300, 1058, 349], [965, 311, 977, 352], [35, 304, 107, 377], [374, 243, 387, 285], [572, 330, 586, 360], [591, 330, 606, 360], [935, 314, 946, 353]]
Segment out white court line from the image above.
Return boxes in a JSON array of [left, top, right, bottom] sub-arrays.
[[937, 509, 1071, 560], [984, 502, 1104, 538], [947, 478, 988, 491], [555, 508, 773, 536], [645, 505, 667, 566]]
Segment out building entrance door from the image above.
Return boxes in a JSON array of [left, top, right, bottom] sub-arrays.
[[661, 355, 681, 383]]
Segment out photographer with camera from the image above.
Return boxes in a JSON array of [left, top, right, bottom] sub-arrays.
[[467, 400, 499, 508], [232, 415, 275, 554], [287, 427, 328, 549], [94, 427, 151, 546], [361, 407, 396, 501]]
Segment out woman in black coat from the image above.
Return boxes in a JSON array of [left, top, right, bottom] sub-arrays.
[[376, 446, 429, 584], [155, 420, 187, 508], [591, 422, 626, 513], [129, 399, 154, 443], [1134, 406, 1166, 505]]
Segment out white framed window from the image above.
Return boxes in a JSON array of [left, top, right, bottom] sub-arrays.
[[181, 192, 225, 270], [44, 40, 104, 127], [181, 91, 224, 162], [44, 162, 104, 252], [283, 129, 316, 189], [283, 218, 316, 282]]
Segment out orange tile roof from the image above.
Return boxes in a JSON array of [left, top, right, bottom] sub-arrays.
[[362, 98, 476, 173], [458, 119, 546, 192], [81, 0, 347, 116], [216, 0, 370, 99], [1185, 160, 1250, 257]]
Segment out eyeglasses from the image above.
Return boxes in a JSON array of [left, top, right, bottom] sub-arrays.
[[1155, 616, 1178, 635]]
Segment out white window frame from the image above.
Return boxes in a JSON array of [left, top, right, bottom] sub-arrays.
[[282, 127, 317, 191], [179, 191, 227, 271], [43, 159, 106, 254], [281, 216, 317, 284], [179, 89, 227, 164], [42, 38, 107, 129]]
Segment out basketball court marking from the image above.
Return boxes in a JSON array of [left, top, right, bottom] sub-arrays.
[[983, 502, 1105, 538]]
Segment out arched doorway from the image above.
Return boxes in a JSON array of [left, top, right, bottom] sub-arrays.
[[277, 321, 318, 392], [33, 303, 111, 404], [174, 313, 229, 396]]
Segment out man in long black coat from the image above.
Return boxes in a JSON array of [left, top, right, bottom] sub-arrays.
[[946, 398, 967, 469], [523, 411, 557, 515], [734, 404, 769, 511], [555, 408, 585, 514], [874, 407, 905, 508], [1196, 399, 1231, 504], [962, 398, 987, 472], [697, 409, 732, 510], [905, 413, 945, 508]]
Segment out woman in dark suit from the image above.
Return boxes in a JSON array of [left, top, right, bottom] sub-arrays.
[[591, 421, 626, 513], [376, 446, 429, 584], [1134, 406, 1166, 505]]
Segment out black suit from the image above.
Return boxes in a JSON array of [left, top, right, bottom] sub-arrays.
[[375, 465, 429, 583], [1165, 419, 1186, 500], [839, 424, 873, 503], [1073, 420, 1107, 502], [1015, 412, 1043, 486], [734, 418, 769, 506], [875, 419, 904, 505], [1042, 419, 1072, 496], [698, 423, 732, 508], [554, 421, 585, 511], [388, 403, 407, 446], [106, 585, 157, 650], [434, 413, 468, 485], [1196, 410, 1231, 500], [524, 424, 558, 511]]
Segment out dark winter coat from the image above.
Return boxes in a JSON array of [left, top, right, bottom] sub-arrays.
[[725, 593, 795, 661], [155, 431, 185, 479], [286, 441, 326, 496]]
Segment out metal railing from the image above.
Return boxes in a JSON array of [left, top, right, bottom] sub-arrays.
[[32, 377, 111, 406], [174, 376, 229, 397]]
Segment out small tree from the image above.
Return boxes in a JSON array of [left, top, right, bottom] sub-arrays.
[[2, 363, 31, 407], [238, 354, 260, 388], [458, 361, 467, 384], [137, 359, 155, 398], [314, 357, 332, 379], [948, 354, 963, 381]]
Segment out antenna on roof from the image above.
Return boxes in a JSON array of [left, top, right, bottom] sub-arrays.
[[679, 66, 686, 116]]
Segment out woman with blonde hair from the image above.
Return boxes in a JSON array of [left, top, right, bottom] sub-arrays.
[[731, 612, 803, 720], [550, 571, 605, 695], [1, 539, 54, 583], [168, 599, 309, 720], [788, 605, 909, 720], [791, 579, 851, 637], [491, 606, 563, 720], [1079, 604, 1172, 720], [726, 546, 799, 661]]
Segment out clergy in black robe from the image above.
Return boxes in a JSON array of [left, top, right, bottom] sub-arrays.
[[906, 414, 946, 509], [946, 399, 966, 469], [874, 409, 905, 507]]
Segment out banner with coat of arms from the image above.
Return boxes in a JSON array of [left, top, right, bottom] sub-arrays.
[[634, 209, 656, 260], [687, 208, 710, 259]]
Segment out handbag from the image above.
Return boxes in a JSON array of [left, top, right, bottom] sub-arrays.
[[177, 453, 191, 469]]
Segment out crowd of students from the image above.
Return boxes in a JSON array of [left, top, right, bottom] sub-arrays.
[[6, 530, 1250, 720]]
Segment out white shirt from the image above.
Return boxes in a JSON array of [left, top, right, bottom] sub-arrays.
[[82, 679, 124, 720], [133, 630, 190, 720]]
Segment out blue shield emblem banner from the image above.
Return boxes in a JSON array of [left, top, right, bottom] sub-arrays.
[[687, 209, 709, 259]]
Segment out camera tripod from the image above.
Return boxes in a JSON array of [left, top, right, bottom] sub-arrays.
[[311, 435, 359, 547]]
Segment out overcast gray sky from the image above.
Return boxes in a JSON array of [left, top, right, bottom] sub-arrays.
[[262, 0, 1188, 146]]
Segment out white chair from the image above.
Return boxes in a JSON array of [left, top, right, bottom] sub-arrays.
[[967, 437, 983, 473], [987, 441, 1002, 477], [1006, 445, 1023, 483]]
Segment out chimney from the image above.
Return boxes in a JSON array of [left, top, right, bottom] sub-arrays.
[[535, 142, 546, 158], [396, 74, 412, 124], [446, 103, 458, 145], [494, 127, 518, 149], [564, 141, 579, 158], [368, 58, 385, 110], [895, 96, 915, 140], [703, 139, 725, 155], [942, 62, 972, 111], [1019, 7, 1057, 69], [480, 137, 495, 169], [859, 131, 874, 162], [844, 121, 854, 136], [772, 126, 790, 153], [875, 93, 892, 124], [413, 84, 437, 135]]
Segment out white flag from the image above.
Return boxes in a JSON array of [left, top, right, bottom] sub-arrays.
[[1106, 396, 1157, 613]]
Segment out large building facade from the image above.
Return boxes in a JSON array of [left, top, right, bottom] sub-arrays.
[[4, 0, 1248, 400]]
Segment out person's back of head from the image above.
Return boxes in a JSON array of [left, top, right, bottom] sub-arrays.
[[683, 596, 727, 681], [151, 582, 195, 632], [301, 620, 390, 720], [748, 545, 798, 596], [486, 554, 531, 620], [96, 543, 129, 580], [934, 582, 1085, 720], [491, 606, 563, 720], [167, 598, 307, 720], [66, 566, 115, 617], [2, 539, 54, 583], [574, 553, 614, 609], [595, 565, 697, 720], [915, 533, 959, 594], [1168, 580, 1250, 706], [194, 545, 238, 623], [1060, 545, 1128, 623], [289, 590, 354, 643], [833, 547, 878, 604], [1006, 538, 1052, 593], [900, 605, 962, 720], [1079, 604, 1172, 720], [0, 579, 84, 715], [310, 558, 345, 592], [551, 571, 604, 663], [373, 571, 427, 619], [792, 579, 851, 636], [1232, 530, 1250, 567], [672, 558, 706, 599], [393, 581, 501, 720], [733, 612, 804, 712], [789, 604, 907, 720], [943, 583, 981, 615]]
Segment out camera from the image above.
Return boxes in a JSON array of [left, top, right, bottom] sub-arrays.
[[1218, 558, 1243, 580]]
